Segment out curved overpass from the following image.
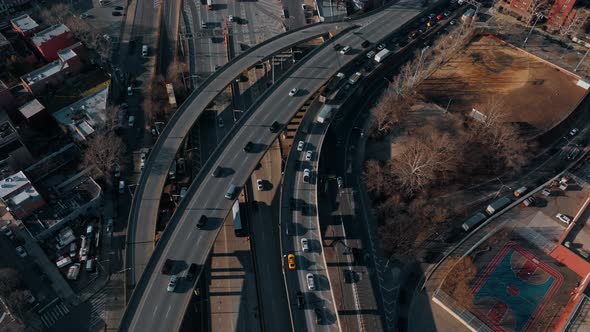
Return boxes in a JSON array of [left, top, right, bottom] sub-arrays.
[[120, 0, 427, 330], [126, 22, 345, 290]]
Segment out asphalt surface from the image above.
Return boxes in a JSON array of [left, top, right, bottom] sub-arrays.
[[121, 0, 428, 330], [126, 21, 342, 295], [280, 99, 341, 332]]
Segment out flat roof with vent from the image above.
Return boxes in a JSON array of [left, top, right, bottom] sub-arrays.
[[22, 60, 68, 86], [19, 99, 45, 119], [10, 14, 39, 33], [0, 171, 32, 199], [31, 24, 70, 47]]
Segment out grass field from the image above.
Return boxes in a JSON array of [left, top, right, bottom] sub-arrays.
[[418, 34, 586, 135]]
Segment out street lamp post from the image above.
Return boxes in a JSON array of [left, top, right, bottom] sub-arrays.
[[574, 46, 590, 72], [523, 12, 544, 47]]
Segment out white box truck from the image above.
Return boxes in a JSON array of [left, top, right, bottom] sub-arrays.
[[316, 105, 334, 124], [374, 49, 391, 63], [485, 197, 511, 215]]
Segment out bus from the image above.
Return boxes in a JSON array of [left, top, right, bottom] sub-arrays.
[[232, 201, 245, 236], [461, 212, 487, 232], [207, 0, 213, 10]]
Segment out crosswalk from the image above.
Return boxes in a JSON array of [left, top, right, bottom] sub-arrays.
[[39, 301, 70, 329], [88, 290, 108, 330]]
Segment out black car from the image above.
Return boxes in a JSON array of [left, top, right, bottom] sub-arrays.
[[244, 141, 254, 152], [270, 121, 281, 133], [333, 43, 343, 51], [212, 166, 222, 177], [187, 263, 198, 281], [361, 40, 371, 48], [296, 291, 304, 309], [314, 308, 322, 324], [112, 11, 122, 16], [197, 215, 208, 228], [161, 259, 173, 274]]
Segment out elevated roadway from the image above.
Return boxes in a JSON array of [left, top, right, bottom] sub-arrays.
[[121, 0, 427, 331]]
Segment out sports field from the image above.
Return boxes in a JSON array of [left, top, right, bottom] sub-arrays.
[[418, 34, 586, 135], [470, 242, 563, 332]]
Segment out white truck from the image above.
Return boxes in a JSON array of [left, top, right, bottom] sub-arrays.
[[374, 49, 391, 63], [485, 197, 511, 215], [316, 105, 334, 124]]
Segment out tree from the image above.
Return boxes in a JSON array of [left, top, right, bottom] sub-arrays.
[[441, 256, 477, 307], [39, 4, 71, 25], [369, 88, 406, 139], [6, 290, 27, 318], [0, 268, 21, 297], [82, 131, 124, 177], [364, 160, 391, 197], [390, 129, 460, 195]]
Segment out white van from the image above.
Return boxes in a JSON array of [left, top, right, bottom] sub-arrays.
[[142, 45, 148, 57], [119, 180, 125, 194]]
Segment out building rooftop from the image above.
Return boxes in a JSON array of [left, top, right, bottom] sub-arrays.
[[58, 43, 80, 62], [19, 99, 45, 119], [10, 14, 39, 34], [53, 87, 109, 140], [31, 24, 70, 47], [22, 60, 69, 86], [0, 171, 32, 199]]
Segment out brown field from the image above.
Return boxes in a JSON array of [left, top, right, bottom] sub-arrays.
[[418, 34, 586, 134]]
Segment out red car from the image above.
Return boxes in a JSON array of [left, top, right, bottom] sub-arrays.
[[436, 14, 443, 21]]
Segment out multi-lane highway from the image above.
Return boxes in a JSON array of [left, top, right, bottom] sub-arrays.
[[126, 22, 343, 294], [121, 0, 428, 330]]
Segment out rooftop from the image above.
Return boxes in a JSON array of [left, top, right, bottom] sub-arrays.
[[53, 87, 109, 139], [10, 14, 39, 33], [19, 99, 45, 119], [0, 171, 32, 199], [31, 24, 70, 47], [58, 42, 81, 62], [22, 60, 69, 86]]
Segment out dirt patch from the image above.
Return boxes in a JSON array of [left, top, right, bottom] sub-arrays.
[[418, 34, 586, 134]]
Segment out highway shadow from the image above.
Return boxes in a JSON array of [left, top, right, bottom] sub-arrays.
[[317, 306, 337, 325], [315, 274, 331, 291]]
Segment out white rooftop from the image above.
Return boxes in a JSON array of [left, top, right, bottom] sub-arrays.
[[10, 14, 39, 33], [31, 24, 70, 47], [19, 99, 45, 119], [54, 86, 109, 129], [22, 60, 69, 86], [0, 171, 31, 199]]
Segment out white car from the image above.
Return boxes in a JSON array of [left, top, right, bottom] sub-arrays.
[[16, 246, 27, 258], [218, 117, 224, 128], [257, 179, 263, 191], [301, 238, 310, 252], [289, 88, 298, 97], [303, 169, 310, 183], [306, 273, 315, 290], [1, 225, 14, 239], [140, 153, 146, 170], [228, 15, 234, 22], [570, 128, 579, 136], [305, 151, 313, 161], [167, 275, 177, 292], [128, 115, 135, 127], [127, 86, 133, 96], [114, 164, 121, 178], [556, 213, 572, 225], [340, 46, 351, 54], [297, 140, 305, 152], [337, 176, 343, 189]]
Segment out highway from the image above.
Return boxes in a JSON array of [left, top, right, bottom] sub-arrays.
[[121, 0, 427, 331], [126, 21, 343, 294]]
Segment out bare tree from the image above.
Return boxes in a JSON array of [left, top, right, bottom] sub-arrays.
[[522, 0, 550, 25], [82, 131, 124, 177], [0, 268, 21, 297], [364, 160, 390, 197], [6, 290, 27, 319], [390, 130, 460, 195], [39, 3, 71, 25], [441, 256, 477, 307], [369, 89, 406, 139]]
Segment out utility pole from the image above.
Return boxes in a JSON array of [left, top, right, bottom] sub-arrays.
[[574, 45, 590, 72], [523, 12, 544, 47]]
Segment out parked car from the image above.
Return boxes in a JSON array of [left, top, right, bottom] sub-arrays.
[[296, 291, 304, 309], [450, 19, 457, 25], [523, 196, 536, 207], [556, 213, 572, 224], [377, 43, 386, 50], [16, 246, 27, 258], [337, 176, 344, 189], [1, 225, 14, 240], [217, 117, 224, 128], [127, 86, 133, 96], [256, 179, 263, 191], [305, 151, 313, 161], [303, 169, 310, 183], [570, 128, 579, 136], [114, 164, 121, 177]]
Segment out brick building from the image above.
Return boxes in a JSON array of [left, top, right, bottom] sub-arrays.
[[31, 24, 75, 62], [10, 14, 39, 38], [20, 42, 84, 96], [547, 0, 587, 33]]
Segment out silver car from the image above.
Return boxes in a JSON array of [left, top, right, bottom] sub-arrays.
[[167, 275, 177, 292], [301, 238, 310, 252], [306, 273, 315, 290]]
